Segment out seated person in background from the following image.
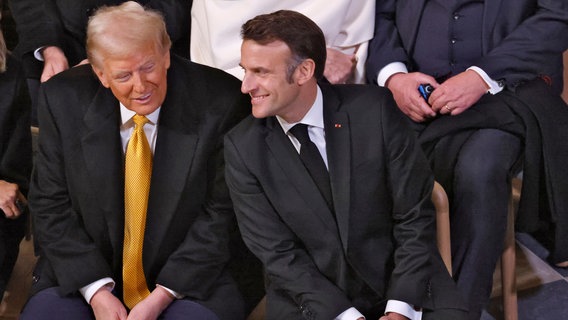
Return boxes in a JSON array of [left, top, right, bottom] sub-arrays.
[[225, 10, 467, 320], [20, 2, 249, 320], [366, 0, 568, 318], [0, 2, 32, 301], [8, 0, 191, 124], [190, 0, 374, 84]]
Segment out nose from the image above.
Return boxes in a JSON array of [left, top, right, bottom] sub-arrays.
[[241, 73, 255, 94], [132, 73, 146, 93]]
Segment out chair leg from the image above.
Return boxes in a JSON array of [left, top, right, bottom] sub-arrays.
[[501, 179, 520, 320], [246, 295, 266, 320], [432, 181, 452, 275]]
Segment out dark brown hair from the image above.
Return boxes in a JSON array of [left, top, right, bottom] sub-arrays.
[[241, 10, 326, 80]]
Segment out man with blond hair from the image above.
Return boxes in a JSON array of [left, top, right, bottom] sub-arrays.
[[21, 2, 249, 319]]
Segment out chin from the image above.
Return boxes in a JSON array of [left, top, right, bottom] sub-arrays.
[[252, 108, 273, 119], [129, 104, 160, 116], [251, 107, 263, 119], [251, 112, 264, 119]]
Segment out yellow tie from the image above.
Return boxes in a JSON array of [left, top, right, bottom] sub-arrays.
[[123, 115, 152, 309]]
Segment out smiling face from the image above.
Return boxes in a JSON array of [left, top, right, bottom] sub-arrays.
[[92, 43, 170, 115], [240, 39, 316, 123]]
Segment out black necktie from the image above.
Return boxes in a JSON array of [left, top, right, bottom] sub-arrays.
[[289, 124, 333, 209]]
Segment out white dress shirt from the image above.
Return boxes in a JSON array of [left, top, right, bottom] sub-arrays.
[[377, 62, 504, 94]]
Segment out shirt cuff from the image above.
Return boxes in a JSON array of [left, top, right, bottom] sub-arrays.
[[385, 300, 423, 320], [377, 62, 408, 87], [335, 307, 365, 320], [79, 277, 115, 304], [156, 284, 184, 299], [33, 47, 46, 62], [467, 66, 504, 95]]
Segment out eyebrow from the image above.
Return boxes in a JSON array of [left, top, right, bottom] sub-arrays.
[[112, 71, 131, 78]]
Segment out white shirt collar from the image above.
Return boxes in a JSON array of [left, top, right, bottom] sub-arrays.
[[120, 103, 161, 127], [277, 86, 324, 133]]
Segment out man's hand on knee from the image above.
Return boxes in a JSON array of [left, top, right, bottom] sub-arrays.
[[91, 288, 127, 320]]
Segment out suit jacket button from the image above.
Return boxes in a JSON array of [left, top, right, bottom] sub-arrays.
[[300, 304, 316, 320]]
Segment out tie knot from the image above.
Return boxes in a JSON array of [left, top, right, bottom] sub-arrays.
[[289, 123, 310, 145], [133, 114, 150, 128]]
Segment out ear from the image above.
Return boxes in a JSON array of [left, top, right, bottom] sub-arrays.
[[295, 59, 316, 85], [164, 50, 171, 69], [92, 65, 110, 88]]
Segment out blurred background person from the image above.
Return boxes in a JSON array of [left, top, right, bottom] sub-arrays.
[[366, 0, 568, 318], [0, 0, 33, 303], [190, 0, 374, 84]]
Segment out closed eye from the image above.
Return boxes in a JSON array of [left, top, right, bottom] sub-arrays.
[[141, 63, 155, 73], [114, 73, 131, 82]]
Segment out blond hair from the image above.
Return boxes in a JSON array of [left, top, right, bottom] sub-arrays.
[[0, 8, 7, 73], [86, 1, 171, 69]]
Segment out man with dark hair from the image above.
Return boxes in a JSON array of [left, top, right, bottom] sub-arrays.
[[225, 10, 466, 320]]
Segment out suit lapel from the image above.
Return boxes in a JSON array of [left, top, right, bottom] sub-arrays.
[[322, 86, 351, 252], [398, 0, 428, 59], [143, 90, 198, 264], [81, 86, 124, 251], [265, 118, 339, 233]]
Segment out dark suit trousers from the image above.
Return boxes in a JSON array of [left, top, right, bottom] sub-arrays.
[[430, 128, 522, 320], [20, 287, 221, 320], [0, 213, 26, 300]]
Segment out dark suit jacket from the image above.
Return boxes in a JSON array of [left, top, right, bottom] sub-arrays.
[[365, 0, 568, 262], [28, 55, 250, 315], [9, 0, 192, 78], [366, 0, 568, 93], [225, 84, 461, 319], [0, 54, 32, 197], [0, 54, 32, 298]]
